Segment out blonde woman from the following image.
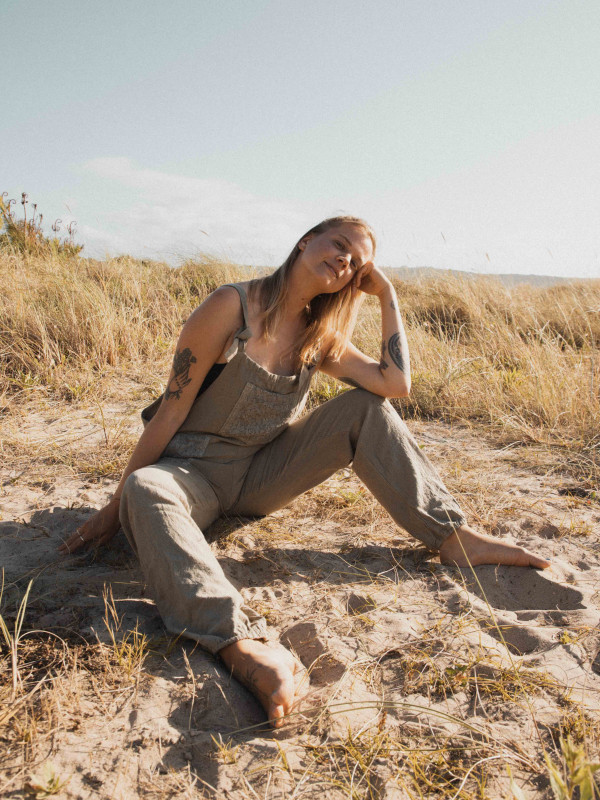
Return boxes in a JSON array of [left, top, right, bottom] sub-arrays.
[[60, 216, 549, 727]]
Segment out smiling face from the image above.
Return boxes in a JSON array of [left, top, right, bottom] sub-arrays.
[[296, 222, 374, 294]]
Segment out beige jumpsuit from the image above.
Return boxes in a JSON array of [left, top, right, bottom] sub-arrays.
[[120, 284, 465, 654]]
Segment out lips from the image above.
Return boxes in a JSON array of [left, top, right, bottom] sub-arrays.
[[324, 261, 340, 279]]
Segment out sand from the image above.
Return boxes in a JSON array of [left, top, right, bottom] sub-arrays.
[[1, 401, 599, 798]]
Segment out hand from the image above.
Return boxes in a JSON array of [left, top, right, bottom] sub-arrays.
[[351, 262, 392, 298], [59, 496, 122, 554]]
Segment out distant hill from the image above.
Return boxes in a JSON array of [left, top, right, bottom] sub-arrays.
[[387, 266, 571, 288], [243, 263, 585, 288]]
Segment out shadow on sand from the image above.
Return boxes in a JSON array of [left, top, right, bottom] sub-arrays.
[[1, 504, 586, 796]]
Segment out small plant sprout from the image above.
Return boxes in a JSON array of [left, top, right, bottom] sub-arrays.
[[544, 736, 600, 800], [0, 574, 33, 700], [25, 761, 70, 798]]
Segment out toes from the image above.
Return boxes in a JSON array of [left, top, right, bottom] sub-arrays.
[[269, 702, 285, 728], [266, 661, 307, 727], [511, 546, 550, 569], [273, 666, 295, 699], [527, 553, 551, 569]]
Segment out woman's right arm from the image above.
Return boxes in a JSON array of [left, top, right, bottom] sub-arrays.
[[59, 286, 243, 553]]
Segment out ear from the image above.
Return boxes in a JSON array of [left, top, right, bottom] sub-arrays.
[[298, 234, 313, 251]]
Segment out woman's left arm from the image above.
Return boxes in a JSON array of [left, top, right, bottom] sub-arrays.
[[320, 266, 411, 399]]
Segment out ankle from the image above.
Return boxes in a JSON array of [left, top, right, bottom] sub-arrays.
[[219, 637, 264, 665]]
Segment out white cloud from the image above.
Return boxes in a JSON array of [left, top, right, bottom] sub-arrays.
[[78, 158, 311, 265]]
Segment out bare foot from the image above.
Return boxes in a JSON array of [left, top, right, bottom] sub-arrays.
[[438, 525, 551, 569], [219, 639, 309, 728]]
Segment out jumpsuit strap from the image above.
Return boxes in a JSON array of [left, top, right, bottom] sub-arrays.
[[222, 283, 252, 358]]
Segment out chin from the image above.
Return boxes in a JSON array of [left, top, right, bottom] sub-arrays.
[[331, 283, 352, 297]]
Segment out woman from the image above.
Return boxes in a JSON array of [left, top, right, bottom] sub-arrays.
[[60, 216, 549, 727]]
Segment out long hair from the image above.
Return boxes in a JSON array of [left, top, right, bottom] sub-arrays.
[[250, 216, 376, 366]]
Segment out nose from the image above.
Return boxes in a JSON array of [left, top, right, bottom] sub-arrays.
[[337, 251, 351, 268]]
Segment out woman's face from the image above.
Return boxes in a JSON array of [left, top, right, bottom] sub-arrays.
[[297, 223, 374, 294]]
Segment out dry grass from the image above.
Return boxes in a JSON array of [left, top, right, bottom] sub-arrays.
[[0, 580, 154, 797], [2, 486, 600, 797], [0, 250, 244, 403], [2, 248, 599, 485], [349, 275, 600, 483]]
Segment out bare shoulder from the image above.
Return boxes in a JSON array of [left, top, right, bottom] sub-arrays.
[[203, 283, 244, 313], [186, 284, 244, 334]]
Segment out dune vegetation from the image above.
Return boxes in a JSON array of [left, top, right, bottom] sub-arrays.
[[1, 243, 598, 482]]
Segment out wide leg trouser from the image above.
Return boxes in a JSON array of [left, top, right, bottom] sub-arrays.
[[119, 390, 466, 654], [119, 460, 268, 653]]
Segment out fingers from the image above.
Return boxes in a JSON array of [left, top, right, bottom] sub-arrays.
[[59, 521, 120, 554], [355, 261, 374, 290], [58, 528, 89, 554], [59, 517, 96, 553], [58, 501, 121, 555]]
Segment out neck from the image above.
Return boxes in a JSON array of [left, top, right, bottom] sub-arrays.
[[281, 294, 311, 321], [282, 264, 323, 319]]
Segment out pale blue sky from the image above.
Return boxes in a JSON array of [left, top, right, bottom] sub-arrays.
[[2, 0, 599, 277]]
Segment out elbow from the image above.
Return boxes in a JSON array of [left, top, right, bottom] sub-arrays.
[[386, 377, 411, 399], [399, 382, 411, 398], [399, 369, 412, 397]]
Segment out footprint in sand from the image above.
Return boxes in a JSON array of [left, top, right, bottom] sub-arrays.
[[280, 621, 347, 685], [460, 565, 585, 612], [440, 563, 600, 657]]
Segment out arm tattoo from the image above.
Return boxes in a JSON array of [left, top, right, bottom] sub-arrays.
[[380, 340, 389, 371], [390, 299, 397, 311], [340, 376, 364, 389], [388, 332, 405, 372], [165, 347, 197, 400]]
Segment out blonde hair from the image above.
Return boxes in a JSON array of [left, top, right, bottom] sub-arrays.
[[250, 216, 376, 367]]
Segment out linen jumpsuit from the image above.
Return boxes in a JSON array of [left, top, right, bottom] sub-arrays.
[[119, 284, 466, 655]]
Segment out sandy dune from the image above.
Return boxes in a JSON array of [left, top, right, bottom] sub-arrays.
[[1, 407, 599, 798]]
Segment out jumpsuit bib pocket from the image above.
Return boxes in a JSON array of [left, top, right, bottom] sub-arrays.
[[218, 380, 308, 446]]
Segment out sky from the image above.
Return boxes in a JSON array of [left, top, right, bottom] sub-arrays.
[[2, 0, 599, 278]]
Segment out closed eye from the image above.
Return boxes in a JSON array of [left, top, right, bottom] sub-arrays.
[[335, 239, 359, 270]]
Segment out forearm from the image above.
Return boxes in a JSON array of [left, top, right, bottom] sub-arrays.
[[377, 283, 411, 394]]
